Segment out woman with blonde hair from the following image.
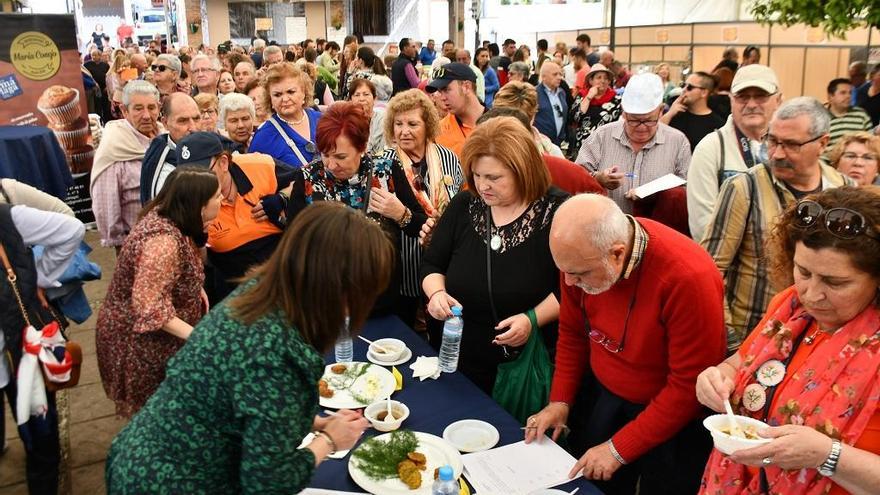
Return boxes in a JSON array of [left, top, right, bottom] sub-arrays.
[[654, 63, 677, 101], [249, 62, 320, 168], [107, 52, 131, 119], [828, 131, 880, 186], [382, 89, 463, 325], [421, 117, 567, 397], [194, 93, 220, 132], [493, 81, 564, 158]]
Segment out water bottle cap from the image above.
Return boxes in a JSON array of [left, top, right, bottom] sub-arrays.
[[438, 465, 454, 481], [450, 306, 462, 317]]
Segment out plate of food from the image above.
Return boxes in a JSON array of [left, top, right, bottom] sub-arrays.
[[348, 430, 463, 494], [319, 362, 397, 410]]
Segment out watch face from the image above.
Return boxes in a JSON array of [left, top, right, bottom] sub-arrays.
[[818, 466, 833, 477]]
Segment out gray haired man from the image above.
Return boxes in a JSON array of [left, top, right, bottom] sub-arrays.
[[700, 96, 853, 352]]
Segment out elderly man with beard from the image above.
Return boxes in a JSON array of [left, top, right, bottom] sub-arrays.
[[700, 97, 853, 353], [140, 92, 202, 202], [526, 193, 725, 495], [91, 80, 162, 249]]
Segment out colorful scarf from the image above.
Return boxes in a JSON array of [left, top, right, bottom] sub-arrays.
[[302, 155, 394, 212], [395, 142, 451, 218], [700, 286, 880, 495]]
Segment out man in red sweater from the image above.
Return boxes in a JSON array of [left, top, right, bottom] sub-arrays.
[[526, 194, 725, 494]]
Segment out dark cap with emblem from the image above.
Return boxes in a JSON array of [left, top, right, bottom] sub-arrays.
[[426, 62, 477, 93], [177, 132, 239, 167]]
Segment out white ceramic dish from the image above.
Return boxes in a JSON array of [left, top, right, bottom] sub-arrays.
[[703, 414, 772, 455], [364, 400, 410, 432], [319, 362, 396, 410], [367, 346, 413, 367], [368, 338, 406, 362], [442, 419, 500, 453], [349, 432, 463, 495]]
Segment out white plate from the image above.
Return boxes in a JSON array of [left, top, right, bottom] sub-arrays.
[[442, 419, 500, 453], [319, 362, 396, 410], [298, 432, 350, 459], [367, 346, 413, 367], [348, 432, 463, 495]]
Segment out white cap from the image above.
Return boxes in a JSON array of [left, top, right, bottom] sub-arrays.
[[731, 64, 779, 95], [621, 73, 664, 114]]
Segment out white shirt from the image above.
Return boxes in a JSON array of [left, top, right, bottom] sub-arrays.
[[545, 86, 565, 135], [0, 205, 84, 387]]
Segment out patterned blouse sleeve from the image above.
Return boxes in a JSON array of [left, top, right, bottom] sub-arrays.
[[131, 234, 181, 334], [233, 341, 318, 493]]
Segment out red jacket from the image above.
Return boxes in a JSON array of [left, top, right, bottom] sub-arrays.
[[543, 154, 605, 196], [550, 218, 725, 461]]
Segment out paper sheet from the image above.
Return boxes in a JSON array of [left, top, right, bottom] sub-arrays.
[[632, 173, 686, 199], [462, 439, 577, 494]]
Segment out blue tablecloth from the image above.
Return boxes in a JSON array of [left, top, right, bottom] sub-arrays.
[[309, 315, 602, 494], [0, 125, 73, 200]]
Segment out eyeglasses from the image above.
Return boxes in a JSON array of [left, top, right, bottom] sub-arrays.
[[201, 109, 218, 116], [685, 83, 705, 91], [192, 67, 217, 74], [794, 200, 880, 241], [733, 92, 776, 104], [624, 117, 659, 129], [840, 152, 878, 162], [553, 103, 564, 118], [763, 133, 824, 154], [150, 64, 171, 72], [581, 276, 639, 354]]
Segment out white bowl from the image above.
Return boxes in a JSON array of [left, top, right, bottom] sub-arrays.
[[703, 414, 772, 455], [368, 338, 405, 362], [364, 400, 410, 432]]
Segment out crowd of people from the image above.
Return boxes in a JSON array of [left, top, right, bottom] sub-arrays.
[[2, 30, 880, 495]]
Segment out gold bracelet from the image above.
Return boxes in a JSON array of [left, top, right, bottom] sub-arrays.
[[398, 207, 412, 228], [313, 430, 337, 455]]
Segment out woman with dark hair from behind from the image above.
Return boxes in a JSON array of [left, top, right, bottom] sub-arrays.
[[96, 166, 221, 417], [349, 46, 393, 103], [106, 202, 391, 493]]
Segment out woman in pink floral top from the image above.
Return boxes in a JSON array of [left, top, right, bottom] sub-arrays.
[[696, 187, 880, 495], [97, 167, 221, 417]]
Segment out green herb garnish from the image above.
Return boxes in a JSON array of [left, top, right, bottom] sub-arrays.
[[352, 430, 420, 480], [325, 362, 372, 390]]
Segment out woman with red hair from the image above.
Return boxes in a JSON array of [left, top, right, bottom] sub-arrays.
[[287, 101, 426, 317]]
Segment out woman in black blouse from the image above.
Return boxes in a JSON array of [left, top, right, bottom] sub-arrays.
[[421, 117, 567, 394], [287, 101, 426, 316]]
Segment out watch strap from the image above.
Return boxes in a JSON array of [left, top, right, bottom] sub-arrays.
[[818, 439, 841, 477]]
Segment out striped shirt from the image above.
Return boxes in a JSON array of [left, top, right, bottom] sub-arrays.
[[574, 120, 691, 213], [699, 163, 852, 353], [382, 145, 464, 297], [827, 106, 872, 152]]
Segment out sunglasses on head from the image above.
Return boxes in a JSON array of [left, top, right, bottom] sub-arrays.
[[794, 200, 880, 241]]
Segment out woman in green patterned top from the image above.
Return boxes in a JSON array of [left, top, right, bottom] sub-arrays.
[[105, 202, 395, 494]]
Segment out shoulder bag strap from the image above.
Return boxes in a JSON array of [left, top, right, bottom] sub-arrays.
[[484, 207, 511, 359], [0, 241, 32, 328], [715, 129, 726, 186], [268, 116, 311, 168]]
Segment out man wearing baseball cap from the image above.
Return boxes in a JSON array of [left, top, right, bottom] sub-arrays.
[[687, 64, 782, 240], [428, 62, 484, 157], [574, 72, 691, 213], [177, 131, 296, 299]]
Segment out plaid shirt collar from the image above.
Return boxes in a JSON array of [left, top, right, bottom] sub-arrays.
[[622, 215, 648, 280]]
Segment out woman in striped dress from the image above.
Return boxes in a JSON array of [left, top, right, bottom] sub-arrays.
[[382, 89, 464, 328]]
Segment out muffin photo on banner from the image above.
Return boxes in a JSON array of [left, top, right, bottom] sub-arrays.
[[0, 13, 95, 224]]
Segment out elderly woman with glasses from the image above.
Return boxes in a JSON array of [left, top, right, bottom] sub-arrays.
[[194, 93, 220, 132], [829, 131, 880, 186], [697, 186, 880, 495]]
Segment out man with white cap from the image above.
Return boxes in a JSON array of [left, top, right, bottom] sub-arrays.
[[575, 72, 691, 213], [686, 64, 782, 241]]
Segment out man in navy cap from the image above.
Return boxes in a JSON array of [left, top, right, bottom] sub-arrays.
[[427, 62, 484, 156], [177, 131, 295, 299]]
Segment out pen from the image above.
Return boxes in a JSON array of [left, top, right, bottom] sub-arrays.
[[624, 173, 638, 178]]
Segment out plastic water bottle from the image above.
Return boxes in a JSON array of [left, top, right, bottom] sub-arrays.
[[334, 316, 353, 363], [432, 465, 457, 495], [438, 307, 463, 373]]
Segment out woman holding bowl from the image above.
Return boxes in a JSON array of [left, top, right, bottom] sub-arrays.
[[105, 202, 389, 493], [382, 89, 464, 326], [421, 117, 566, 394], [249, 62, 320, 168], [829, 131, 880, 186], [696, 186, 880, 495]]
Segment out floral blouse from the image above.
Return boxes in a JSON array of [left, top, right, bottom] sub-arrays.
[[568, 93, 623, 159]]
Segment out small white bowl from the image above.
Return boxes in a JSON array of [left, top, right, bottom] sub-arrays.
[[364, 400, 409, 432], [703, 414, 772, 455], [368, 338, 405, 363]]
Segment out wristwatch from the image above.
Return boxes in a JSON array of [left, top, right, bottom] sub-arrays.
[[817, 439, 842, 477]]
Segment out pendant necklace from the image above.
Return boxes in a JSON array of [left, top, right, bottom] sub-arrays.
[[489, 216, 502, 251]]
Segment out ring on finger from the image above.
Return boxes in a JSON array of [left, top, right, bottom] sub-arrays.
[[762, 457, 773, 466], [528, 416, 537, 425]]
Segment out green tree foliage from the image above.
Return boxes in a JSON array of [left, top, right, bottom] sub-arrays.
[[749, 0, 880, 38]]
